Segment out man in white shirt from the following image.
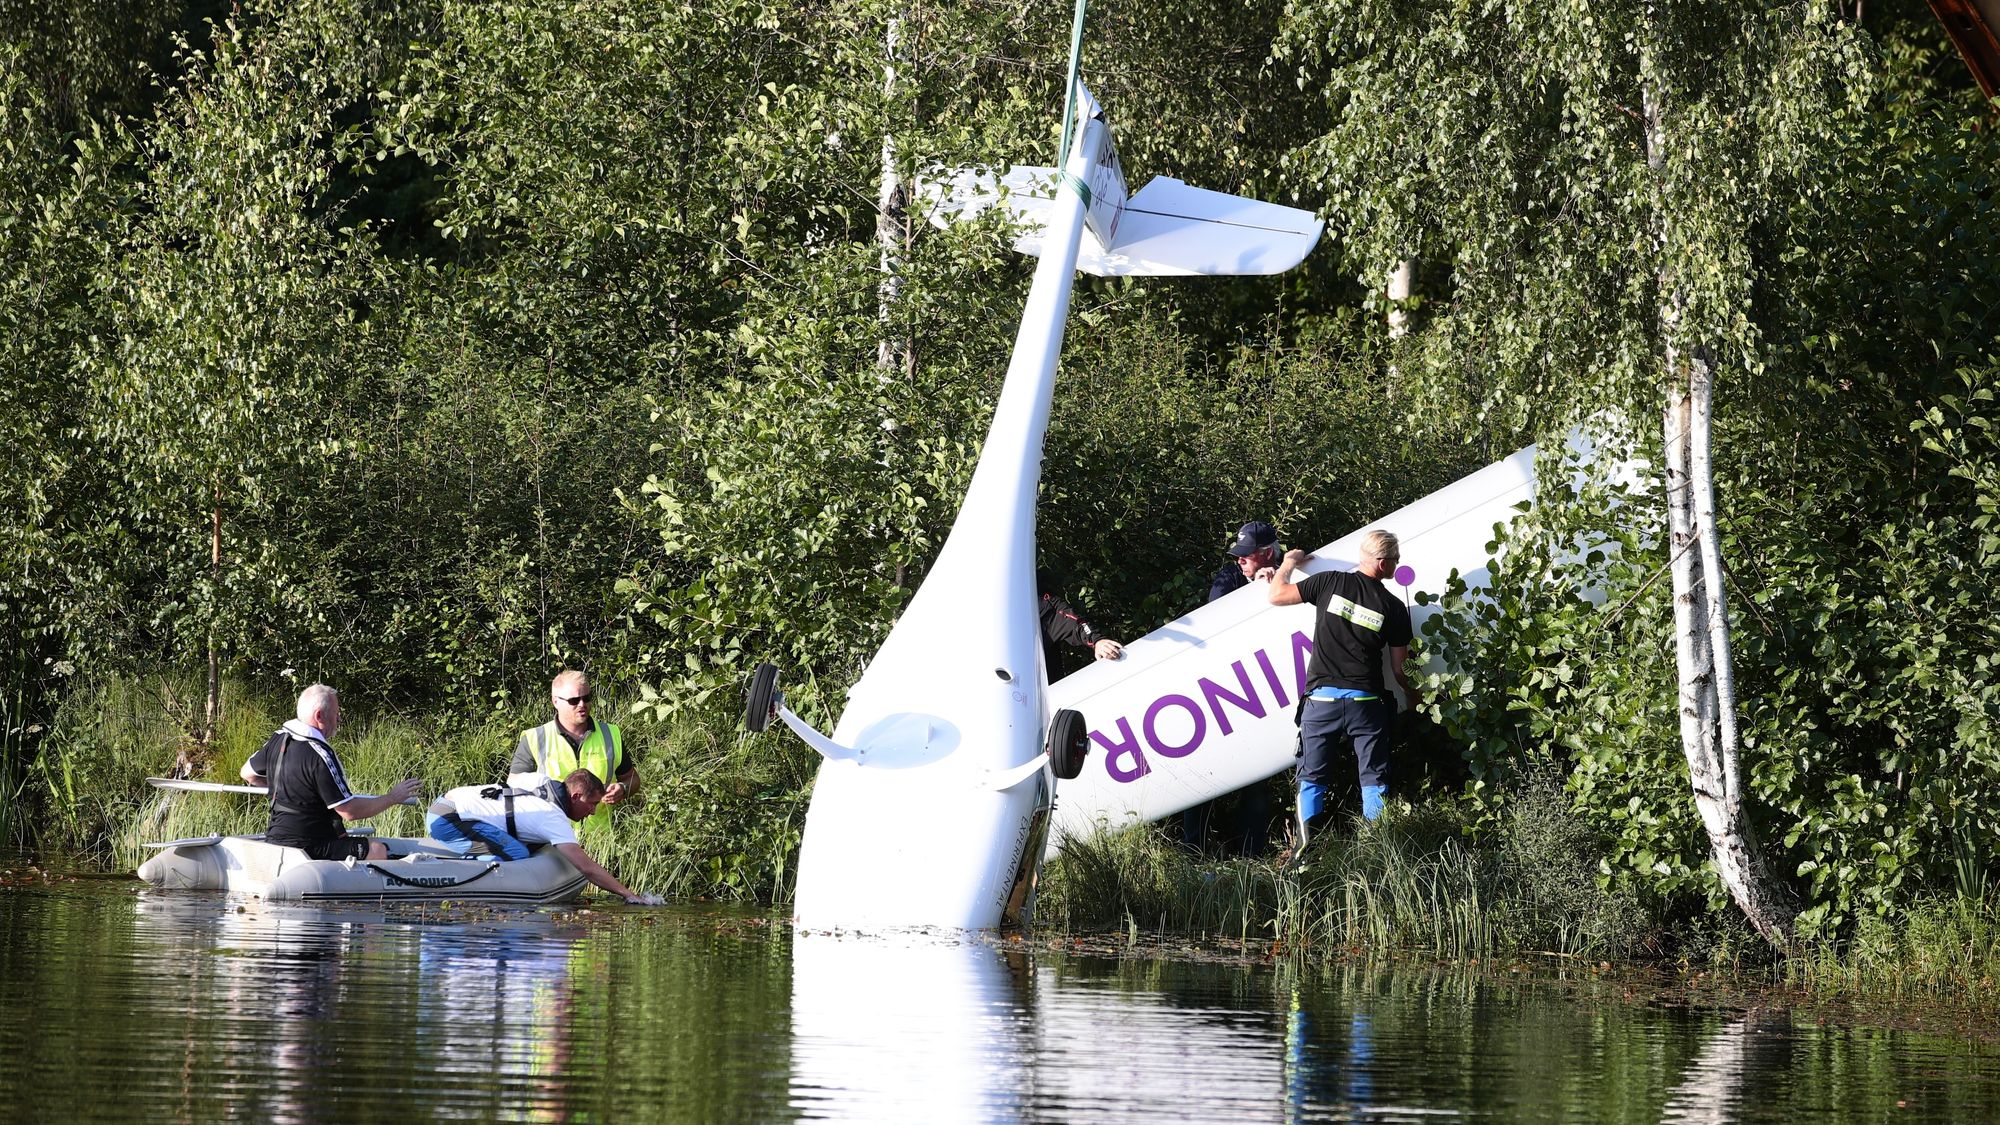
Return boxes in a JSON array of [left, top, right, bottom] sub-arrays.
[[425, 769, 661, 905]]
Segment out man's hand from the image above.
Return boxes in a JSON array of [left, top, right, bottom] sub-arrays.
[[1092, 638, 1124, 661], [1262, 548, 1313, 583], [386, 778, 422, 805], [624, 893, 663, 906]]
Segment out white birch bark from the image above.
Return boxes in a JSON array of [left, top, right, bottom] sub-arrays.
[[1643, 35, 1795, 948], [1385, 257, 1415, 339], [877, 14, 910, 589], [875, 15, 908, 385]]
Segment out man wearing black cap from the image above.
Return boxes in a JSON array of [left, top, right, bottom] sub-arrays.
[[1183, 520, 1287, 855], [1210, 521, 1283, 603]]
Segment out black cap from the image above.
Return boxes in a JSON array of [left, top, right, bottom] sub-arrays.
[[1226, 521, 1278, 558]]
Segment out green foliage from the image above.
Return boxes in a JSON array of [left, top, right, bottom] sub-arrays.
[[584, 718, 816, 904], [1270, 1, 2000, 941], [1043, 307, 1484, 631], [1041, 819, 1281, 940], [1275, 1, 1874, 426], [6, 0, 2000, 968], [1417, 445, 1711, 915]]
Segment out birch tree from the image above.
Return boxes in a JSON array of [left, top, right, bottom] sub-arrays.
[[1279, 1, 1875, 945], [84, 14, 375, 760]]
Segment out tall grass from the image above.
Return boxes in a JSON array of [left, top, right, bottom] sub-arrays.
[[89, 677, 533, 868], [0, 682, 25, 847], [37, 674, 814, 903], [35, 672, 2000, 1010], [1043, 786, 1655, 964], [1789, 896, 2000, 1013]]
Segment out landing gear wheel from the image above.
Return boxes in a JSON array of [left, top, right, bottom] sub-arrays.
[[744, 663, 780, 733], [1047, 708, 1089, 780]]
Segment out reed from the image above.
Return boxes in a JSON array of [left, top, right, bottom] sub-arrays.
[[575, 715, 815, 903], [1043, 792, 1648, 963], [1269, 809, 1498, 960], [1037, 823, 1286, 937], [0, 682, 25, 846], [45, 670, 2000, 1011], [1787, 895, 2000, 1012]]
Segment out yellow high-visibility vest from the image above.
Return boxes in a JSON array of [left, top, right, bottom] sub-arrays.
[[525, 719, 625, 826]]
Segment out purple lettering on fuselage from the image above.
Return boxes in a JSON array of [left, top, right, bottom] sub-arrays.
[[1143, 695, 1206, 758], [1198, 661, 1265, 736], [1092, 717, 1149, 783], [1254, 648, 1291, 709], [1292, 628, 1314, 700], [1089, 631, 1313, 784]]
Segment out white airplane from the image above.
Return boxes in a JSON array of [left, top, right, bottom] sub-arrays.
[[744, 80, 1324, 931], [1045, 442, 1538, 852]]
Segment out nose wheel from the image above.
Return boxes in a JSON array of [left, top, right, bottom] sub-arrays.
[[1047, 708, 1089, 780]]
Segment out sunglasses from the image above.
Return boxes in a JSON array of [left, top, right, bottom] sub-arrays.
[[558, 693, 594, 706]]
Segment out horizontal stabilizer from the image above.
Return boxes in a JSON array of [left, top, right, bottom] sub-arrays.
[[923, 167, 1323, 277]]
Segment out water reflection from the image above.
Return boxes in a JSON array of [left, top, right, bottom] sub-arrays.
[[1282, 994, 1374, 1123], [134, 893, 376, 1124], [790, 932, 1033, 1121], [412, 915, 595, 1122], [1030, 960, 1286, 1121], [126, 892, 610, 1123], [1662, 1015, 1770, 1125], [790, 932, 1296, 1123], [4, 879, 2000, 1123]]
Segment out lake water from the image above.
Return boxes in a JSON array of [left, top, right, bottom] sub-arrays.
[[3, 868, 1997, 1122]]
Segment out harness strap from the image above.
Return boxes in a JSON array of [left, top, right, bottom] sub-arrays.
[[478, 784, 541, 838], [267, 735, 318, 818]]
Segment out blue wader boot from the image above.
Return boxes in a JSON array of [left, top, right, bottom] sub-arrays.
[[1360, 785, 1387, 821]]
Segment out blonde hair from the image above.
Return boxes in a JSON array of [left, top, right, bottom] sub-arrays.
[[1359, 530, 1400, 564]]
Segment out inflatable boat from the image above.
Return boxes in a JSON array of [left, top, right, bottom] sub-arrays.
[[136, 834, 589, 905]]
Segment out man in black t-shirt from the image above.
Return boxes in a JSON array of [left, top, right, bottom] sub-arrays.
[[240, 684, 421, 861], [1268, 530, 1420, 837]]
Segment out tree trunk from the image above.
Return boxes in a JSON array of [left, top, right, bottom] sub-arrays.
[[1645, 49, 1796, 948], [875, 15, 909, 386], [877, 13, 911, 592], [201, 491, 221, 749], [1663, 364, 1797, 948], [1385, 257, 1415, 339]]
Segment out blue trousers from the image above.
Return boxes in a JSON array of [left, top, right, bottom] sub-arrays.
[[426, 812, 529, 861], [1298, 696, 1393, 820]]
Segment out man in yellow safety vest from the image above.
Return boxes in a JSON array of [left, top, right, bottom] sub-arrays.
[[507, 670, 639, 826]]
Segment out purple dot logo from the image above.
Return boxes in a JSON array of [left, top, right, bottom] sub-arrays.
[[1394, 565, 1415, 587]]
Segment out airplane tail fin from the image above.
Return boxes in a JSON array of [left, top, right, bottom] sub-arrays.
[[924, 165, 1323, 278]]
